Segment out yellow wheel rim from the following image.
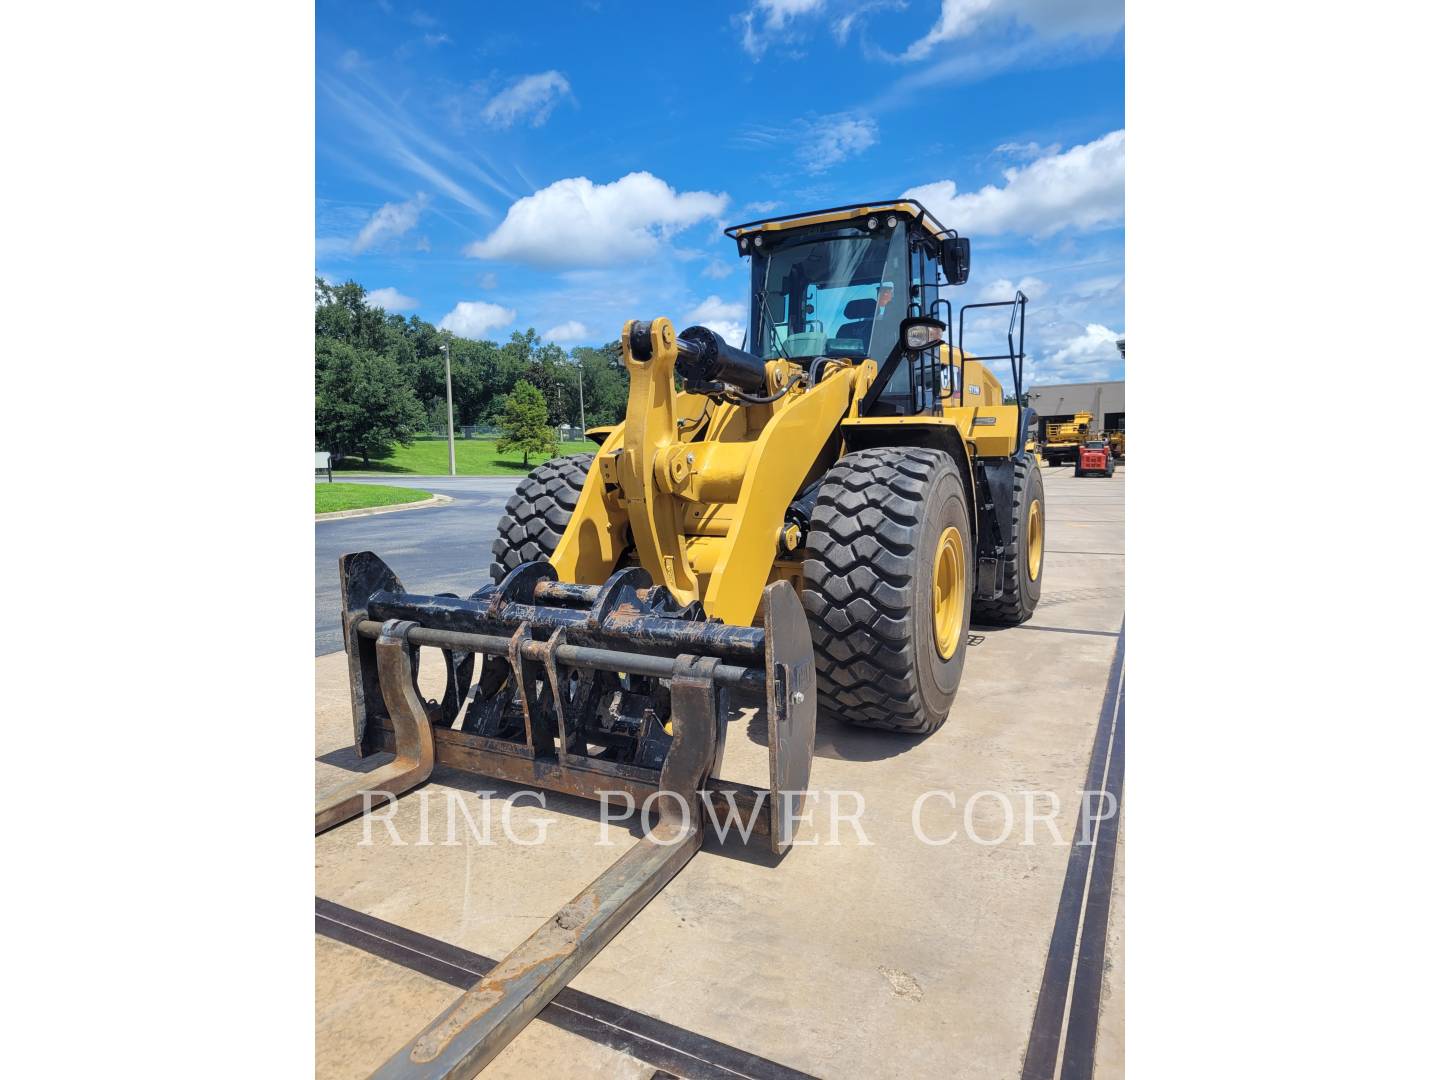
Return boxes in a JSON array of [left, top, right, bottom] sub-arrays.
[[1026, 500, 1043, 581], [932, 525, 965, 661]]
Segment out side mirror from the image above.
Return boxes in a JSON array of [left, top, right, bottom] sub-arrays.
[[940, 237, 970, 285]]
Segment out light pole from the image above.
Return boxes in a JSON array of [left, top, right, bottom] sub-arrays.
[[575, 356, 586, 436], [442, 333, 457, 476]]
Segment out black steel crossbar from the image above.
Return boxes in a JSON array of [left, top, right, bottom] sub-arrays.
[[354, 619, 766, 692], [367, 590, 768, 663]]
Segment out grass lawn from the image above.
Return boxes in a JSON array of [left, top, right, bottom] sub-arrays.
[[316, 482, 434, 514], [332, 436, 594, 476]]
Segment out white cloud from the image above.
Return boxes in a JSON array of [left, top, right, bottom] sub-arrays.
[[743, 200, 781, 215], [683, 296, 747, 347], [978, 276, 1047, 302], [1050, 322, 1120, 364], [1069, 273, 1124, 304], [438, 300, 516, 339], [466, 172, 728, 268], [544, 320, 589, 344], [1027, 320, 1124, 384], [738, 0, 827, 58], [318, 75, 509, 216], [686, 296, 746, 323], [901, 0, 992, 60], [738, 115, 877, 173], [702, 258, 736, 279], [994, 140, 1060, 161], [833, 0, 908, 44], [365, 287, 419, 311], [761, 0, 826, 19], [479, 272, 499, 289], [481, 71, 573, 128], [905, 130, 1123, 237], [315, 236, 352, 258], [352, 193, 429, 253], [798, 114, 878, 173], [702, 321, 749, 347], [739, 15, 763, 56], [1009, 0, 1124, 37], [899, 0, 1123, 60]]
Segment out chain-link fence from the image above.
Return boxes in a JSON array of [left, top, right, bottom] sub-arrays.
[[417, 423, 585, 441]]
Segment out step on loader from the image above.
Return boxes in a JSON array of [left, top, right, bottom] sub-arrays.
[[316, 200, 1046, 1078]]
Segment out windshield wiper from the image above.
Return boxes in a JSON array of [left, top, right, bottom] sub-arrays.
[[752, 287, 788, 358], [752, 252, 790, 360]]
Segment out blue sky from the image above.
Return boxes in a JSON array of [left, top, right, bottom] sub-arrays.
[[317, 0, 1124, 385]]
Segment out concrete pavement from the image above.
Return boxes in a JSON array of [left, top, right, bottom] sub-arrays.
[[314, 463, 1125, 1078]]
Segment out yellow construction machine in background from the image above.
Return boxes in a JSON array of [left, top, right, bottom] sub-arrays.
[[1041, 410, 1094, 467]]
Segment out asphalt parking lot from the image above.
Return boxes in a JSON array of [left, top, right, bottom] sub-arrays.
[[313, 475, 522, 655], [314, 462, 1126, 1079]]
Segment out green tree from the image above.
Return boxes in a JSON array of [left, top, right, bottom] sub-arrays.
[[495, 380, 557, 466], [493, 329, 565, 423], [315, 338, 426, 465], [314, 277, 387, 352], [315, 274, 633, 446], [571, 341, 628, 425]]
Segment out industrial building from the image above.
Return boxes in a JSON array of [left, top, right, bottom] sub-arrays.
[[1027, 380, 1125, 434]]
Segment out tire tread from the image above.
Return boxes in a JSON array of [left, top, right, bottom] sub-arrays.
[[802, 447, 958, 734], [973, 455, 1042, 625], [489, 453, 593, 582]]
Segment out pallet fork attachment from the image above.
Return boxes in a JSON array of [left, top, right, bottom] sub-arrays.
[[314, 623, 437, 834], [315, 552, 816, 1077]]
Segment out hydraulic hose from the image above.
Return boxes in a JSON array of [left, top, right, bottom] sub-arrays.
[[722, 372, 803, 406]]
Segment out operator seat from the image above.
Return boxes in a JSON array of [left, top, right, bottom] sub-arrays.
[[836, 298, 876, 348]]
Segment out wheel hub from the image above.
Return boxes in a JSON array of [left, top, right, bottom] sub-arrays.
[[932, 525, 965, 660], [1026, 500, 1043, 581]]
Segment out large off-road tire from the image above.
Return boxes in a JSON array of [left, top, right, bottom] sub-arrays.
[[974, 455, 1045, 626], [489, 453, 594, 582], [802, 447, 972, 735]]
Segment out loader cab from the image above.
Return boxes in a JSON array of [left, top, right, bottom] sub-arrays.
[[726, 203, 970, 415], [737, 214, 912, 365]]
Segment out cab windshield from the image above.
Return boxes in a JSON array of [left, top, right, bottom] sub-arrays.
[[749, 222, 909, 362]]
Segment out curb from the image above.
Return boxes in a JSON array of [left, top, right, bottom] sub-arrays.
[[316, 493, 453, 522]]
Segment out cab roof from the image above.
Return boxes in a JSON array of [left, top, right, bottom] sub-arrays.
[[723, 200, 956, 249]]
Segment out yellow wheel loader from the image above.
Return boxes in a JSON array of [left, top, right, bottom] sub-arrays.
[[1041, 411, 1094, 467], [317, 200, 1045, 1079]]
